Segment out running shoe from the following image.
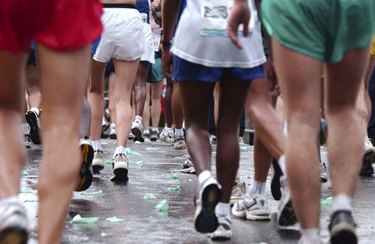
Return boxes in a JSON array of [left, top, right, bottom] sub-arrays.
[[329, 210, 357, 244], [173, 137, 186, 150], [0, 197, 29, 244], [232, 195, 271, 221], [207, 214, 232, 240], [92, 150, 104, 174], [277, 176, 297, 226], [149, 129, 159, 141], [194, 175, 221, 233], [110, 153, 129, 182], [229, 181, 246, 205], [75, 139, 94, 192], [320, 161, 328, 183], [270, 158, 283, 200], [131, 117, 144, 141], [25, 110, 40, 145]]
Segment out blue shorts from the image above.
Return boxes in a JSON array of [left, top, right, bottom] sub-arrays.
[[173, 56, 264, 82]]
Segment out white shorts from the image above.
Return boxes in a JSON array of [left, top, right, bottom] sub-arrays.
[[94, 8, 145, 62], [141, 22, 155, 64]]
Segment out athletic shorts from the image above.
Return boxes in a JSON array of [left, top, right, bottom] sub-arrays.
[[0, 0, 103, 53], [261, 0, 375, 63], [371, 36, 375, 57], [147, 58, 163, 83], [141, 22, 156, 64], [94, 5, 145, 63], [173, 56, 264, 82]]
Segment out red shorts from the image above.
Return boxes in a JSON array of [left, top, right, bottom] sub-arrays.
[[0, 0, 103, 53]]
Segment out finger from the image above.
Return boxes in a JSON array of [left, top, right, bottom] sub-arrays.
[[228, 22, 243, 49]]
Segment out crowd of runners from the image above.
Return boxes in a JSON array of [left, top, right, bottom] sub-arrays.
[[0, 0, 374, 243]]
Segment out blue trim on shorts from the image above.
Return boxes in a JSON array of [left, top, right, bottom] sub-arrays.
[[173, 56, 264, 82]]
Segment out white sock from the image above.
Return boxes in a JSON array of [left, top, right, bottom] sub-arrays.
[[175, 128, 184, 139], [215, 202, 230, 216], [331, 194, 352, 214], [110, 123, 116, 130], [198, 170, 212, 185], [92, 140, 102, 151], [151, 127, 159, 133], [248, 180, 266, 198], [30, 107, 40, 116], [235, 170, 240, 182], [144, 129, 150, 134], [278, 155, 287, 176], [300, 228, 320, 244], [0, 195, 19, 204], [114, 146, 126, 156]]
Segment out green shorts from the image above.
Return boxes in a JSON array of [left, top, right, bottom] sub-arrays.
[[147, 58, 163, 84], [261, 0, 375, 63]]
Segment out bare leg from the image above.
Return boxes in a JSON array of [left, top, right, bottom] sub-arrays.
[[216, 75, 251, 202], [272, 39, 322, 228], [325, 48, 370, 196], [151, 81, 163, 128], [164, 77, 174, 128], [88, 60, 106, 141], [172, 82, 184, 131], [179, 82, 215, 174], [37, 45, 90, 244], [113, 59, 140, 147], [143, 83, 151, 132], [0, 51, 27, 199], [133, 62, 150, 117], [247, 77, 285, 160]]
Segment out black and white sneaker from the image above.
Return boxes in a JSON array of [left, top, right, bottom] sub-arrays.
[[271, 158, 282, 201], [110, 153, 129, 182], [25, 111, 41, 145], [194, 175, 221, 233], [277, 176, 297, 226], [329, 210, 357, 244]]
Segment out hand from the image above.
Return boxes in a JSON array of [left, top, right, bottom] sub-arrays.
[[227, 0, 251, 49], [162, 46, 174, 80]]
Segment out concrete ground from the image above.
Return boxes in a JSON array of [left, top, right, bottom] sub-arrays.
[[21, 138, 375, 243]]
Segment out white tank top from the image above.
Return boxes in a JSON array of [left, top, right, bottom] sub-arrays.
[[172, 0, 266, 68]]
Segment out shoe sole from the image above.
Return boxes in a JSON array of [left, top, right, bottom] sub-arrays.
[[360, 150, 375, 176], [278, 198, 297, 226], [246, 211, 271, 221], [75, 143, 94, 192], [330, 225, 357, 244], [0, 226, 28, 244], [92, 163, 104, 175], [111, 168, 129, 182], [131, 127, 143, 139], [271, 158, 282, 201], [149, 136, 158, 142], [25, 113, 41, 145], [194, 184, 221, 233]]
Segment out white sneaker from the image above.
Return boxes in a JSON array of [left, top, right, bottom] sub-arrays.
[[229, 181, 246, 205], [109, 124, 116, 139], [110, 153, 128, 182], [194, 175, 221, 233], [207, 214, 232, 240], [160, 128, 174, 143], [360, 137, 375, 176], [0, 197, 29, 243], [92, 150, 104, 174], [131, 117, 144, 139], [173, 137, 186, 150], [278, 176, 297, 226], [232, 195, 271, 221]]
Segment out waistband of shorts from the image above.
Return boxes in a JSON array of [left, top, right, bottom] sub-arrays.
[[103, 3, 136, 9]]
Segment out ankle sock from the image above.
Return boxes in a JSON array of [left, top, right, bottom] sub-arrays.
[[114, 146, 126, 156], [198, 170, 211, 185], [300, 228, 320, 244], [215, 202, 230, 216], [92, 140, 102, 151], [248, 180, 266, 198], [30, 107, 40, 116], [331, 194, 352, 214]]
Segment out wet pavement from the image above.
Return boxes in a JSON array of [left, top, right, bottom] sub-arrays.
[[22, 137, 375, 243]]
